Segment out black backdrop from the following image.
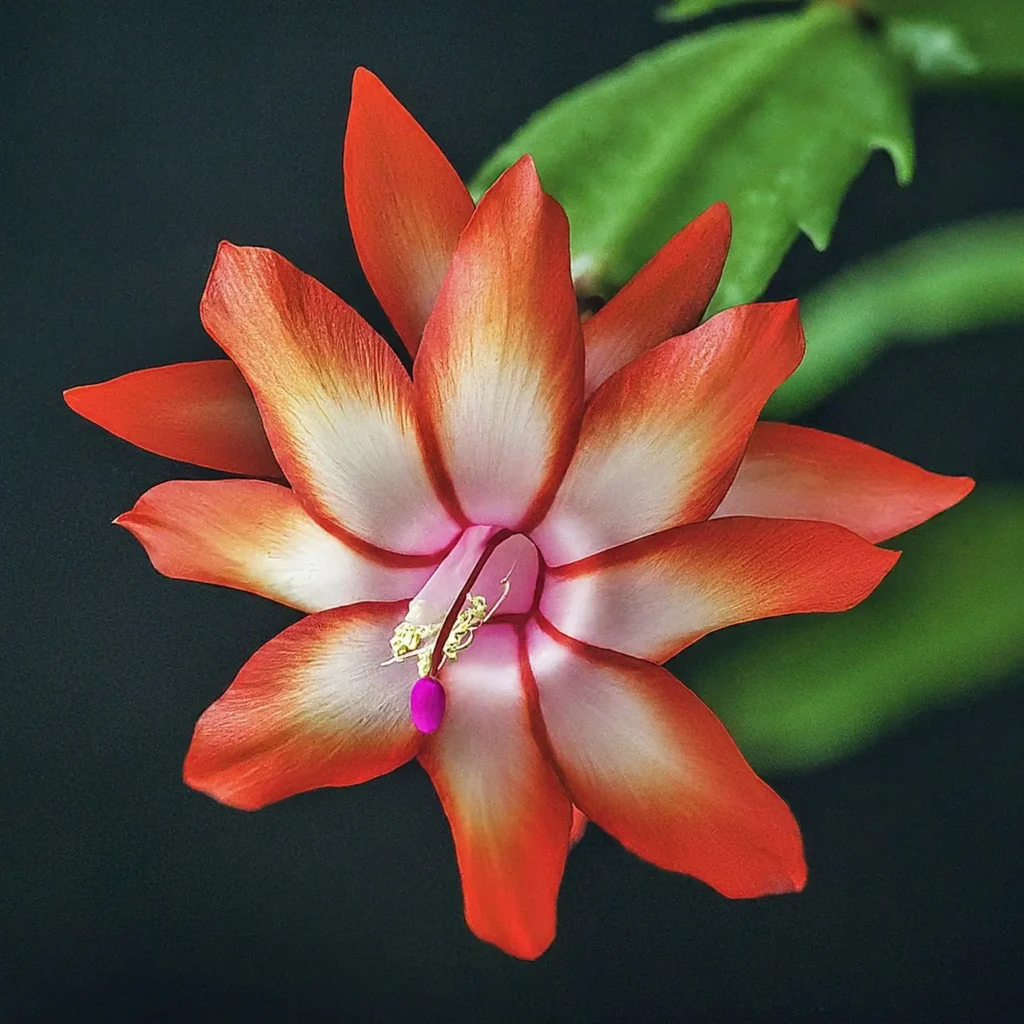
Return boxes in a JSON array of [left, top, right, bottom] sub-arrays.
[[3, 1, 1023, 1019]]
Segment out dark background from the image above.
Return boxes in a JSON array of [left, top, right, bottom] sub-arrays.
[[3, 0, 1023, 1020]]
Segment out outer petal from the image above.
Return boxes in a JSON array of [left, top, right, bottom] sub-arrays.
[[582, 203, 731, 396], [200, 242, 459, 556], [419, 625, 570, 959], [184, 602, 420, 810], [533, 301, 805, 565], [541, 516, 899, 662], [116, 479, 436, 613], [526, 620, 806, 898], [415, 157, 584, 531], [64, 360, 279, 477], [714, 422, 975, 542], [344, 68, 474, 356]]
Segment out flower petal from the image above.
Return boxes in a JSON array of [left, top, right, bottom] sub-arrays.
[[200, 242, 460, 556], [582, 203, 731, 396], [569, 806, 588, 848], [714, 422, 975, 542], [64, 360, 280, 477], [419, 624, 570, 959], [184, 601, 420, 810], [415, 157, 584, 531], [344, 68, 474, 356], [541, 516, 899, 662], [532, 301, 805, 565], [116, 479, 436, 613], [526, 620, 806, 898]]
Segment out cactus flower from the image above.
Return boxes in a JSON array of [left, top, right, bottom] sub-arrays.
[[65, 69, 972, 959]]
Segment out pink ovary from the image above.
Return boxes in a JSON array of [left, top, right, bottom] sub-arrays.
[[410, 676, 446, 733]]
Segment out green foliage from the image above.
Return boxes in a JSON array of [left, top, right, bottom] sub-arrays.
[[658, 1, 1024, 81], [680, 488, 1024, 774], [768, 215, 1024, 417], [866, 0, 1024, 81], [471, 3, 913, 312], [657, 0, 794, 21]]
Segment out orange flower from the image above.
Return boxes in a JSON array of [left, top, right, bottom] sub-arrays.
[[65, 69, 972, 959]]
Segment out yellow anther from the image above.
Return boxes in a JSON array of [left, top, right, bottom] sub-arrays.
[[389, 621, 438, 661], [440, 597, 488, 663], [381, 572, 513, 672]]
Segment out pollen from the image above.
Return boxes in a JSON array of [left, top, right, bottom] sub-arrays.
[[382, 574, 512, 674], [384, 593, 490, 674]]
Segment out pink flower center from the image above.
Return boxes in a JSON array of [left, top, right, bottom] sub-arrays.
[[387, 526, 541, 733]]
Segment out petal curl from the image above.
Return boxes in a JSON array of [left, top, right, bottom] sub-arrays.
[[714, 422, 975, 542], [526, 620, 806, 899], [116, 479, 435, 613], [415, 157, 584, 531], [344, 68, 474, 356], [541, 516, 899, 662], [184, 602, 420, 810], [533, 301, 805, 565], [200, 242, 459, 556], [64, 360, 279, 477], [583, 203, 731, 396], [419, 625, 570, 959]]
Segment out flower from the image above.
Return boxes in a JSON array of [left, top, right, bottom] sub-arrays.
[[64, 68, 974, 960]]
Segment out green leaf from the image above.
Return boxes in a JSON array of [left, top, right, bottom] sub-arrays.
[[657, 0, 795, 22], [866, 0, 1024, 81], [680, 488, 1024, 774], [471, 4, 913, 313], [768, 214, 1024, 417]]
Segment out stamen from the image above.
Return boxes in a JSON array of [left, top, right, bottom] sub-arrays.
[[384, 528, 519, 735], [381, 576, 512, 674]]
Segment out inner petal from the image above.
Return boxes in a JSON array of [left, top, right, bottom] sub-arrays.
[[409, 527, 540, 623], [409, 525, 499, 624], [472, 533, 540, 616]]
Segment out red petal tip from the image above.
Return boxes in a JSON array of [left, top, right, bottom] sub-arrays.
[[63, 382, 101, 416], [112, 509, 144, 534], [772, 861, 808, 896], [199, 241, 244, 320], [350, 66, 392, 102], [789, 852, 809, 893], [951, 476, 976, 501], [705, 199, 732, 230], [739, 825, 807, 898], [836, 541, 901, 610], [182, 754, 260, 811], [740, 863, 806, 898], [112, 508, 145, 531], [503, 152, 541, 187], [63, 385, 85, 409]]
